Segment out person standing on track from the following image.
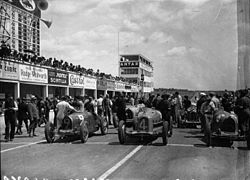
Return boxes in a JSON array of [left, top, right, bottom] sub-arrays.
[[27, 96, 39, 137], [2, 95, 18, 142], [17, 97, 29, 134]]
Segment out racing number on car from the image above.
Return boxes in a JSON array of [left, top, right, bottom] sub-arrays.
[[78, 115, 84, 121]]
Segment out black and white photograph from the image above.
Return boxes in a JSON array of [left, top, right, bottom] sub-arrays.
[[0, 0, 250, 179]]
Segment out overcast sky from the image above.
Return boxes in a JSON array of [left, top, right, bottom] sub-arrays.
[[40, 0, 238, 91]]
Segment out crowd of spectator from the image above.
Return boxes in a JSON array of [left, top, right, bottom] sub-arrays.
[[0, 41, 129, 82]]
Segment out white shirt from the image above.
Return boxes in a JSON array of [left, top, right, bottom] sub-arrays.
[[56, 101, 75, 120]]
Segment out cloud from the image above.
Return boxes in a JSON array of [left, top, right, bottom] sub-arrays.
[[149, 31, 174, 44], [167, 46, 187, 56], [171, 0, 211, 7], [123, 19, 140, 31]]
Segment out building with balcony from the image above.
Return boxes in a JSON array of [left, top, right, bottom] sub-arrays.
[[119, 54, 154, 97]]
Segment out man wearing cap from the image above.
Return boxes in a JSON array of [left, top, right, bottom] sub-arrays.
[[56, 96, 77, 129], [27, 96, 39, 137]]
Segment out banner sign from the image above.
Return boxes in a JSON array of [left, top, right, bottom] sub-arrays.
[[97, 79, 107, 90], [107, 81, 115, 90], [84, 77, 96, 89], [115, 82, 125, 91], [19, 64, 47, 83], [48, 70, 68, 85], [120, 61, 139, 67], [69, 73, 84, 87], [125, 85, 131, 90], [0, 60, 19, 80]]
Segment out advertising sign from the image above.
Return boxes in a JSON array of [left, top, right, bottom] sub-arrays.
[[84, 77, 96, 89], [0, 60, 19, 80], [48, 70, 68, 85], [107, 81, 115, 90], [97, 79, 107, 90], [115, 82, 125, 91], [19, 64, 47, 83], [120, 61, 139, 67], [69, 73, 84, 87]]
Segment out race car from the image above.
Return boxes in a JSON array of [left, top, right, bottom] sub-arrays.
[[118, 105, 169, 145], [45, 111, 108, 143], [204, 110, 250, 149], [181, 103, 200, 128]]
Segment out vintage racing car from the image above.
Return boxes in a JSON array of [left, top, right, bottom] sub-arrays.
[[45, 111, 108, 143], [118, 105, 169, 145], [181, 103, 200, 128], [204, 110, 250, 148]]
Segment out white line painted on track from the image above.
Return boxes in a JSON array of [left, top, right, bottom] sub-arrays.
[[97, 145, 143, 180], [1, 140, 46, 153], [86, 142, 110, 145], [168, 143, 195, 147]]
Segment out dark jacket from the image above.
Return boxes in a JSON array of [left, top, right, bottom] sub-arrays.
[[18, 102, 29, 120]]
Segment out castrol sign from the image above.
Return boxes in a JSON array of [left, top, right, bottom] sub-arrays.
[[69, 73, 84, 87]]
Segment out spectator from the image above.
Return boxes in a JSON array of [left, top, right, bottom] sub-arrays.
[[2, 95, 18, 142], [16, 97, 29, 135], [27, 96, 39, 137]]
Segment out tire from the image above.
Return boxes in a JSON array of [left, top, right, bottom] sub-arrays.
[[80, 122, 89, 143], [45, 122, 55, 143], [204, 116, 212, 147], [100, 116, 108, 135], [118, 120, 126, 144], [162, 121, 169, 145]]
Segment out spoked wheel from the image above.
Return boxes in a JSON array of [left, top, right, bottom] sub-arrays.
[[100, 116, 108, 135], [45, 122, 55, 143], [118, 120, 126, 144], [162, 121, 169, 145], [80, 122, 89, 143]]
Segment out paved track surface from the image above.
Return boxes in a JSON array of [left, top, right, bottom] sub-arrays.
[[1, 124, 250, 180]]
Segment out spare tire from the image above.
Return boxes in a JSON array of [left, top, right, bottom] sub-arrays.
[[45, 122, 55, 143], [100, 116, 108, 135], [80, 122, 89, 143], [118, 120, 126, 144]]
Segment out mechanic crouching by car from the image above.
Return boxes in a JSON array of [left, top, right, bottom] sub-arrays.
[[56, 96, 77, 129]]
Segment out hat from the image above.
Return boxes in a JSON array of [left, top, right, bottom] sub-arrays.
[[31, 95, 37, 100], [200, 92, 206, 96]]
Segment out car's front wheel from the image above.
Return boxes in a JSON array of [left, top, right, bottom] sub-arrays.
[[45, 122, 55, 143], [100, 116, 108, 135], [80, 122, 89, 143], [118, 120, 126, 144], [162, 121, 169, 145]]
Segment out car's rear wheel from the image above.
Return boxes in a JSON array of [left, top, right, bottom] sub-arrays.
[[162, 121, 169, 145], [80, 122, 89, 143], [118, 120, 126, 144], [45, 122, 55, 143], [204, 117, 212, 147], [100, 116, 108, 135]]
